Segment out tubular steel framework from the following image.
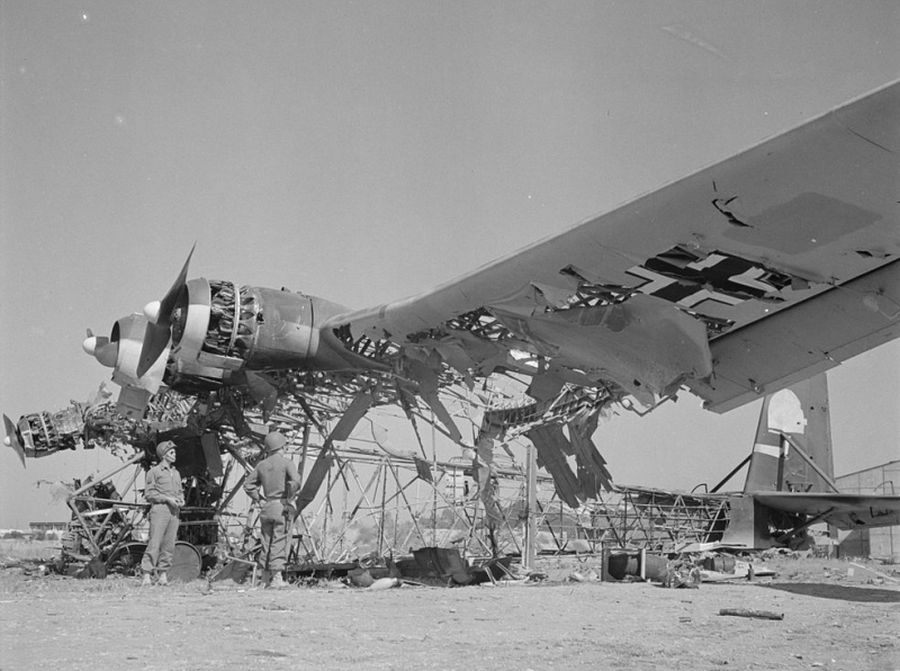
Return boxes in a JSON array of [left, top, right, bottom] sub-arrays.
[[25, 384, 735, 579]]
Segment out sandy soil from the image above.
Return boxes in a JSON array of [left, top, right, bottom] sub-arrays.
[[1, 555, 898, 671]]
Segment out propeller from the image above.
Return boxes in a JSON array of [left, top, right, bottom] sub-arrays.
[[3, 414, 26, 468], [136, 245, 195, 378], [82, 328, 118, 368]]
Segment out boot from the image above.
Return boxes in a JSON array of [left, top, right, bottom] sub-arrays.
[[255, 569, 271, 588], [269, 571, 286, 589], [157, 573, 169, 586], [141, 573, 153, 587]]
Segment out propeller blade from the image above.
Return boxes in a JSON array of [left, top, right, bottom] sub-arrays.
[[3, 414, 26, 468], [136, 321, 171, 378], [135, 245, 195, 378], [158, 244, 195, 326]]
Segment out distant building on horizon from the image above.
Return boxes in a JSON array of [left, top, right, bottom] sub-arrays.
[[27, 521, 69, 538], [29, 521, 68, 532], [836, 460, 899, 563]]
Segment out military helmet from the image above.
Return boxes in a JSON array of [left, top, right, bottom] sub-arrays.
[[264, 431, 287, 454]]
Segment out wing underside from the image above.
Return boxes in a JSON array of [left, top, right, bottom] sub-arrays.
[[325, 81, 900, 415]]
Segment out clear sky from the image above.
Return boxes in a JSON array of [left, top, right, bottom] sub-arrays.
[[1, 2, 898, 528]]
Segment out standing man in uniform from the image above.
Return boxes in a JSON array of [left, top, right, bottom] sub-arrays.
[[244, 431, 302, 588], [141, 440, 184, 586]]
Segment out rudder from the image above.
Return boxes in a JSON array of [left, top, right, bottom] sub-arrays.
[[743, 373, 833, 493]]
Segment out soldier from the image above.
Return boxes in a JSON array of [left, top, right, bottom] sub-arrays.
[[141, 440, 184, 586], [244, 431, 302, 588]]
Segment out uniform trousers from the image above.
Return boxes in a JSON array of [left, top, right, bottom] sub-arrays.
[[259, 501, 291, 572], [141, 503, 180, 574]]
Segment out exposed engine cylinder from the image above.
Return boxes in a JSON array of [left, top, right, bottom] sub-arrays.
[[14, 409, 84, 456], [199, 280, 260, 359]]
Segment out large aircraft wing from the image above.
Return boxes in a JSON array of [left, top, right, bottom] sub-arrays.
[[753, 492, 900, 530], [327, 80, 900, 413]]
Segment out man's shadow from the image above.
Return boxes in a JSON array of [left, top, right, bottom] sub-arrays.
[[765, 582, 900, 603]]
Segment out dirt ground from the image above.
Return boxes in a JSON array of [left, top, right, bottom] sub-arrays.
[[1, 553, 898, 671]]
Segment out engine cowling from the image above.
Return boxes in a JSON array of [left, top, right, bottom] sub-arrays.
[[168, 280, 319, 376]]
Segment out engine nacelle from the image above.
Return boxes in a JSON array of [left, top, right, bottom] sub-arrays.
[[168, 280, 320, 376], [4, 407, 85, 459], [85, 274, 381, 415]]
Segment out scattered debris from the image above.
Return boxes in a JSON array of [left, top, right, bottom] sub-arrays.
[[848, 562, 899, 584], [567, 569, 600, 582], [664, 555, 702, 589], [719, 608, 784, 621], [368, 577, 401, 590]]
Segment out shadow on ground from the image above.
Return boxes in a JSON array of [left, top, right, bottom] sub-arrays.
[[765, 582, 900, 603]]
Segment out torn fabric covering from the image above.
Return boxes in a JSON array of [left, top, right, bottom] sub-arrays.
[[200, 432, 224, 478], [329, 392, 374, 442], [401, 354, 463, 442], [294, 447, 335, 513], [526, 424, 581, 509], [470, 384, 615, 509], [568, 413, 612, 495], [526, 371, 565, 403], [413, 456, 433, 483], [473, 432, 505, 528]]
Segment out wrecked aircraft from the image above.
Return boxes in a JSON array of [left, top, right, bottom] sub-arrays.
[[78, 80, 899, 514], [4, 81, 900, 581]]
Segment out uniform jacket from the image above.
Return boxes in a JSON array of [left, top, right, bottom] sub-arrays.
[[144, 462, 185, 509], [244, 453, 302, 504]]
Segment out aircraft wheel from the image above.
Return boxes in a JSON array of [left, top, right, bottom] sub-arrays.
[[169, 541, 202, 582], [107, 542, 147, 576]]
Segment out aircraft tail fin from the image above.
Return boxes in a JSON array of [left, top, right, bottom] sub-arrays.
[[742, 373, 833, 493]]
